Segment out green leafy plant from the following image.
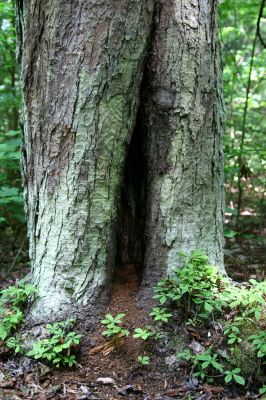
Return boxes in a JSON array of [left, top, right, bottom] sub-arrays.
[[0, 281, 37, 342], [27, 319, 82, 368], [152, 250, 224, 321], [0, 282, 37, 308], [224, 229, 237, 238], [133, 327, 153, 340], [101, 313, 129, 338], [149, 307, 172, 323], [137, 355, 150, 366], [0, 1, 23, 228], [224, 324, 242, 345], [259, 385, 266, 396], [0, 306, 24, 340], [248, 331, 266, 359], [194, 351, 223, 374], [178, 349, 223, 381], [6, 336, 23, 354], [224, 368, 245, 386], [153, 251, 266, 392]]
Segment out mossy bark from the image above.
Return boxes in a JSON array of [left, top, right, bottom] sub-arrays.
[[20, 0, 224, 321]]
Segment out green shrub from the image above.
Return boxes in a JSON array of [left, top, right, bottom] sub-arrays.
[[0, 280, 37, 341], [27, 319, 81, 368], [152, 250, 266, 388]]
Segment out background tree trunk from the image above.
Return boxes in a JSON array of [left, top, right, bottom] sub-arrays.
[[21, 0, 224, 321]]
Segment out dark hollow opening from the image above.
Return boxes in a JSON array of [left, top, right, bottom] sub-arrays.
[[114, 110, 147, 288]]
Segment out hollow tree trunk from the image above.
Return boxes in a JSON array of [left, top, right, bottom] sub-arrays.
[[20, 0, 224, 321]]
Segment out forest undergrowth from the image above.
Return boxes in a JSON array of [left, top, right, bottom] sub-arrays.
[[0, 244, 265, 400]]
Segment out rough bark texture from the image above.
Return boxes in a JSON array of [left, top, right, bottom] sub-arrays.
[[21, 0, 224, 321], [21, 0, 153, 320], [142, 0, 225, 289]]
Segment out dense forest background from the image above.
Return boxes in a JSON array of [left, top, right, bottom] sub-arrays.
[[0, 0, 265, 277]]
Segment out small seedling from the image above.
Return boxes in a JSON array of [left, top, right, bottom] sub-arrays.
[[6, 336, 23, 354], [194, 351, 223, 380], [101, 313, 129, 338], [224, 325, 242, 345], [149, 307, 172, 323], [248, 331, 266, 358], [133, 327, 153, 340], [0, 282, 37, 307], [224, 368, 245, 385], [0, 281, 38, 343], [138, 355, 150, 366]]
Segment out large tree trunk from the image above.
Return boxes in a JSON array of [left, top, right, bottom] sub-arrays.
[[20, 0, 224, 321], [21, 0, 154, 320], [142, 0, 225, 290]]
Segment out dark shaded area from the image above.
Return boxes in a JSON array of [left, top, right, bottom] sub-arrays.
[[115, 111, 147, 285]]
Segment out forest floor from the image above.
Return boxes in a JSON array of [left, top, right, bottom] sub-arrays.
[[0, 219, 265, 400]]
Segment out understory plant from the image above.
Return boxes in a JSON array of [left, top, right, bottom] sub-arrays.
[[101, 313, 129, 343], [100, 250, 265, 394], [0, 282, 82, 368], [27, 319, 82, 368], [100, 314, 155, 361], [152, 250, 266, 390], [137, 355, 150, 366], [0, 280, 37, 342]]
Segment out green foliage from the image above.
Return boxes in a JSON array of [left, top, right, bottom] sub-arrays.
[[224, 324, 242, 345], [0, 1, 24, 228], [0, 297, 82, 369], [0, 280, 37, 341], [153, 250, 223, 321], [149, 307, 172, 323], [224, 368, 245, 386], [153, 251, 266, 389], [0, 130, 24, 226], [0, 306, 24, 340], [6, 335, 23, 354], [137, 355, 150, 366], [133, 327, 153, 341], [27, 319, 82, 368], [178, 349, 223, 382], [101, 313, 129, 338], [178, 346, 246, 386], [248, 331, 266, 359], [219, 0, 266, 227], [259, 385, 266, 395], [224, 229, 237, 238], [0, 282, 37, 307], [222, 279, 266, 320]]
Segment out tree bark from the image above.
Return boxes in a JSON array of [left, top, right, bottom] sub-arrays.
[[142, 0, 225, 290], [21, 0, 154, 320], [20, 0, 224, 321]]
